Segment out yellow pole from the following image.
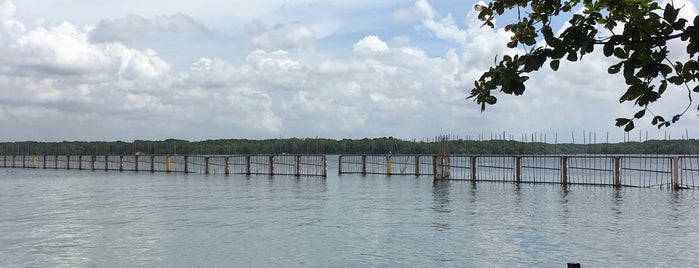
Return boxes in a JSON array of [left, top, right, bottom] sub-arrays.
[[167, 155, 172, 172], [33, 155, 37, 168], [386, 155, 392, 176]]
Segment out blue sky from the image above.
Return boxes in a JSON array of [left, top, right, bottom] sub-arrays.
[[0, 0, 697, 142]]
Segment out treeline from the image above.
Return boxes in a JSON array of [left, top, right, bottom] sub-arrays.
[[1, 137, 698, 155]]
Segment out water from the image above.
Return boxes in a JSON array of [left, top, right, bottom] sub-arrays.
[[1, 163, 698, 267]]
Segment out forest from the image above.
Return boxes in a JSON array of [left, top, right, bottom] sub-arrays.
[[1, 137, 698, 156]]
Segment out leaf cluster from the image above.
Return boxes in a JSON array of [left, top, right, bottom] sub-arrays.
[[471, 0, 699, 131]]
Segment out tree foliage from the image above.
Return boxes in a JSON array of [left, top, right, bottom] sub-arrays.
[[471, 0, 699, 131]]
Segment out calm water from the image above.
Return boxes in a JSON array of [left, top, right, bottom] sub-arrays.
[[1, 161, 698, 267]]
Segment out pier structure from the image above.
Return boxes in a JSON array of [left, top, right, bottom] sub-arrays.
[[1, 154, 327, 177], [338, 154, 699, 189]]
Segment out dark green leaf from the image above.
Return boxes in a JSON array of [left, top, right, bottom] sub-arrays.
[[613, 47, 627, 59], [603, 42, 614, 57], [608, 62, 622, 74], [550, 60, 560, 71], [615, 118, 630, 127], [634, 109, 646, 119], [624, 120, 635, 132]]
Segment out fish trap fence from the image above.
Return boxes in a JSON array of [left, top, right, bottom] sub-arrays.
[[442, 155, 698, 189], [1, 154, 327, 177], [338, 155, 434, 176]]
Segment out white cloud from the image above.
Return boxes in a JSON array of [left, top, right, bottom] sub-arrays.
[[88, 13, 209, 42], [353, 35, 389, 53], [0, 0, 697, 142]]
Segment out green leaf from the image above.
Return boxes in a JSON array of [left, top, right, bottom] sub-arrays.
[[624, 120, 635, 132], [659, 81, 668, 95], [608, 62, 622, 74], [615, 118, 630, 127], [613, 47, 627, 59], [663, 3, 678, 23], [550, 60, 560, 71], [603, 42, 614, 57], [634, 109, 646, 119], [566, 51, 578, 61]]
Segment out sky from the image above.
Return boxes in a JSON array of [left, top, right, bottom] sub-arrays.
[[0, 0, 697, 143]]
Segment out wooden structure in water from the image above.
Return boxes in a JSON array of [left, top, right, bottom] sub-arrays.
[[339, 154, 699, 189], [0, 154, 327, 177]]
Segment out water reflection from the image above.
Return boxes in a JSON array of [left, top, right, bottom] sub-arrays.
[[2, 169, 699, 267]]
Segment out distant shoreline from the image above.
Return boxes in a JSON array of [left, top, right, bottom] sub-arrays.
[[1, 137, 698, 155]]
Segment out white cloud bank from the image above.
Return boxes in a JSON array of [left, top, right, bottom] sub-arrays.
[[0, 0, 696, 142]]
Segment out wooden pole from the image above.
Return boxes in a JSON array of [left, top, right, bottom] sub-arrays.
[[184, 155, 189, 174], [361, 154, 367, 175], [246, 155, 251, 175], [135, 155, 139, 172], [66, 155, 70, 170], [225, 156, 230, 175], [672, 156, 681, 190], [338, 155, 343, 174], [470, 156, 477, 182], [269, 155, 274, 176], [386, 155, 392, 176], [614, 156, 621, 187], [205, 156, 209, 175], [415, 155, 420, 176], [91, 155, 96, 171], [78, 155, 82, 170], [515, 156, 522, 183], [150, 155, 155, 172], [167, 155, 171, 172], [296, 155, 301, 176], [561, 156, 568, 185], [119, 155, 124, 172]]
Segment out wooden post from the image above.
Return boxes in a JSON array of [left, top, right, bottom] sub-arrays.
[[22, 155, 26, 168], [119, 155, 124, 172], [55, 155, 59, 170], [184, 155, 189, 174], [470, 156, 477, 182], [415, 155, 420, 176], [135, 155, 139, 172], [205, 156, 210, 174], [296, 155, 301, 176], [322, 156, 327, 177], [91, 155, 96, 170], [43, 155, 47, 169], [167, 155, 171, 172], [672, 157, 681, 190], [361, 154, 367, 175], [338, 155, 343, 174], [561, 156, 568, 185], [246, 155, 251, 175], [66, 155, 70, 170], [269, 155, 274, 176], [613, 156, 621, 187], [78, 155, 82, 170], [150, 155, 155, 172], [515, 156, 522, 183], [33, 155, 37, 169], [386, 155, 392, 176], [225, 157, 230, 175], [104, 156, 108, 171]]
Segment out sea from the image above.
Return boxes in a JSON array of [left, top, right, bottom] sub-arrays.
[[1, 157, 698, 267]]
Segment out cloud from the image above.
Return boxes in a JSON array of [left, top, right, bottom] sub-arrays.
[[244, 19, 317, 51], [0, 0, 697, 142], [353, 35, 389, 52], [88, 13, 209, 42]]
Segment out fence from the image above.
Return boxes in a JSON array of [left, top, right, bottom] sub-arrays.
[[0, 154, 327, 177], [338, 155, 434, 176], [339, 154, 699, 189]]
